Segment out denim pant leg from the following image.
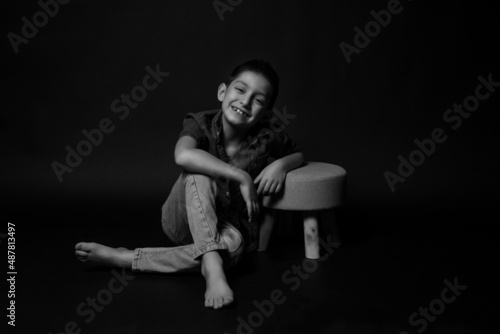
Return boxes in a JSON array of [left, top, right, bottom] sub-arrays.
[[132, 172, 244, 273]]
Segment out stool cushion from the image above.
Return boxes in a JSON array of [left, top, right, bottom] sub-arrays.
[[262, 162, 346, 211]]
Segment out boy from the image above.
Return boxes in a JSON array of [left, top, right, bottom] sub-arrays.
[[75, 59, 304, 309]]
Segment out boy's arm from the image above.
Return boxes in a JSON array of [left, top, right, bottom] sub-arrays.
[[175, 135, 244, 181], [174, 135, 260, 222], [254, 151, 305, 196]]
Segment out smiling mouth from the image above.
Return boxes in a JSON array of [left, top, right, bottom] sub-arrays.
[[231, 106, 250, 117]]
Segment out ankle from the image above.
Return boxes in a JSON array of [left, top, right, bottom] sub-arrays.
[[118, 250, 134, 268], [201, 251, 224, 276]]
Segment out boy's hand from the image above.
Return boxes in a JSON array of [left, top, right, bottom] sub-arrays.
[[239, 172, 260, 223], [254, 160, 287, 197]]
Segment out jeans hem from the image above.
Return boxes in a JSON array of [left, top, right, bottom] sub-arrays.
[[132, 248, 142, 272], [193, 241, 228, 259]]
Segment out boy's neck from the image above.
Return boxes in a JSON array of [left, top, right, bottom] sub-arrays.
[[221, 115, 250, 145]]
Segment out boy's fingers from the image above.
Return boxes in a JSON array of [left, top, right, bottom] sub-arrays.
[[256, 180, 264, 196], [254, 172, 262, 184], [247, 201, 253, 221], [263, 181, 272, 195], [253, 200, 259, 215]]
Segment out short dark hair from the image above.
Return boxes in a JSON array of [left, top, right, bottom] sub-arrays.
[[225, 59, 279, 110]]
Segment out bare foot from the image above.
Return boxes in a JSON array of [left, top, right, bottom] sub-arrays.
[[75, 242, 133, 268], [201, 251, 234, 309]]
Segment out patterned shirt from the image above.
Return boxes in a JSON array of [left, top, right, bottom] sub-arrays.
[[178, 109, 301, 251]]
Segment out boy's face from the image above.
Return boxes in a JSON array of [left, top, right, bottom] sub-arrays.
[[218, 71, 272, 129]]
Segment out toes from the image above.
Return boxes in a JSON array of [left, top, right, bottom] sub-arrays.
[[214, 297, 223, 309], [205, 297, 225, 309], [75, 250, 88, 257], [75, 250, 88, 261], [223, 296, 233, 306], [205, 295, 233, 309], [75, 242, 92, 251]]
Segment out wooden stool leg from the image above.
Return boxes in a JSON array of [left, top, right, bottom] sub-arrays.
[[258, 208, 276, 251], [303, 211, 320, 259]]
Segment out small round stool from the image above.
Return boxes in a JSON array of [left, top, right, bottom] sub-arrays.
[[260, 162, 346, 259]]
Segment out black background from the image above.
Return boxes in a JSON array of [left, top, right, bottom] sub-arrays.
[[2, 1, 499, 333]]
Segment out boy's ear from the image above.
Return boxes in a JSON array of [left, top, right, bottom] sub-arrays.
[[217, 83, 227, 102]]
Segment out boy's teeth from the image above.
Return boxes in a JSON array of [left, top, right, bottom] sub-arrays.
[[232, 106, 248, 117]]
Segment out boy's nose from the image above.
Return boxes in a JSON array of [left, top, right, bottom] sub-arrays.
[[240, 94, 251, 108]]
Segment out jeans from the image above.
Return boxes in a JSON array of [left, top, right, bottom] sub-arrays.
[[132, 172, 245, 273]]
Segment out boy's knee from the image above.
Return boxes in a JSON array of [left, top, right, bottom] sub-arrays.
[[183, 172, 218, 196]]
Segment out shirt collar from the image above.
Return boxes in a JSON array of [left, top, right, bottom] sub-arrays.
[[212, 109, 223, 140], [212, 108, 262, 147]]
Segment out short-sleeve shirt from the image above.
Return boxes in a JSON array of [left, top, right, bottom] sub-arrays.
[[178, 109, 301, 251]]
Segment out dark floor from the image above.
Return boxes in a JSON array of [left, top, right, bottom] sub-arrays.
[[10, 196, 499, 334]]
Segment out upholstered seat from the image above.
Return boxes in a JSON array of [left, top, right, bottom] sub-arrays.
[[260, 162, 346, 259]]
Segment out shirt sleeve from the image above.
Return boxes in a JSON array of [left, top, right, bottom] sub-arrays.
[[178, 113, 207, 148]]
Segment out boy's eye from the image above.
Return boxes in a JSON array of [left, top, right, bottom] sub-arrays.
[[255, 99, 264, 105], [235, 87, 244, 93]]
